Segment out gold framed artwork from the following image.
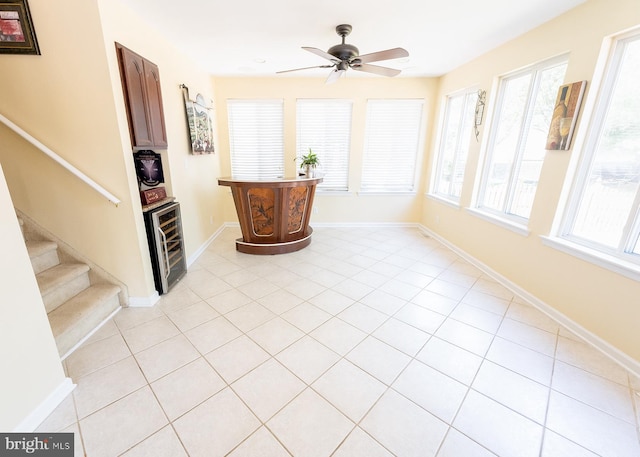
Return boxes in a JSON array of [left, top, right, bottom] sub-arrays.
[[0, 0, 40, 55], [546, 80, 587, 150]]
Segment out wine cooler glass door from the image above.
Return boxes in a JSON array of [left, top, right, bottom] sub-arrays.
[[151, 202, 187, 293]]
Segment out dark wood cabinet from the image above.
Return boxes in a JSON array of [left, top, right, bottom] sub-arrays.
[[116, 43, 167, 149]]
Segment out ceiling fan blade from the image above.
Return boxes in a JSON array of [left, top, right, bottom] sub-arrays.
[[352, 63, 401, 77], [303, 46, 340, 63], [356, 47, 409, 64], [276, 64, 334, 74], [325, 69, 346, 84]]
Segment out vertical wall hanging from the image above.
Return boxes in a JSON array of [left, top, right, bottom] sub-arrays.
[[546, 80, 587, 150], [180, 84, 215, 154], [474, 89, 486, 141]]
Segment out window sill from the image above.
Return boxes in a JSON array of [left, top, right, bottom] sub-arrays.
[[540, 236, 640, 282], [357, 191, 418, 196], [316, 189, 353, 196], [426, 193, 461, 209], [465, 207, 530, 237]]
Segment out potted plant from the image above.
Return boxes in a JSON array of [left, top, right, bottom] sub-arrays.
[[297, 148, 320, 177]]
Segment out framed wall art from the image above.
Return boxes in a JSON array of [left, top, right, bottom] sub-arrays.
[[181, 84, 215, 155], [546, 80, 587, 150], [0, 0, 40, 55]]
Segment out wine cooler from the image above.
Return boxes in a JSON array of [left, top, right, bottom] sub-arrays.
[[143, 201, 187, 294]]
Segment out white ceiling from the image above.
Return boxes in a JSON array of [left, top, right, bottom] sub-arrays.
[[120, 0, 586, 78]]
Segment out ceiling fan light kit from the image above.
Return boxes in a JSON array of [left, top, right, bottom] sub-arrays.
[[277, 24, 409, 83]]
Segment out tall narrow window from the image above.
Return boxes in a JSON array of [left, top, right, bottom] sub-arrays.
[[297, 99, 352, 191], [477, 56, 567, 221], [227, 100, 284, 179], [560, 31, 640, 262], [361, 99, 424, 192], [432, 89, 478, 202]]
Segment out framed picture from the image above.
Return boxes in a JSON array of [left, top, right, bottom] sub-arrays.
[[0, 0, 40, 55], [546, 80, 587, 150], [134, 150, 165, 189], [181, 85, 215, 155]]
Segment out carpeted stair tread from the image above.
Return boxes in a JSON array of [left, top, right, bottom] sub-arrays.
[[36, 263, 90, 296], [26, 240, 60, 274], [48, 284, 121, 356], [26, 240, 58, 258]]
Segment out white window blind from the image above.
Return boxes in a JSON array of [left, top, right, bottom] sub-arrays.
[[433, 89, 478, 202], [296, 99, 352, 191], [227, 100, 284, 179], [361, 99, 424, 192]]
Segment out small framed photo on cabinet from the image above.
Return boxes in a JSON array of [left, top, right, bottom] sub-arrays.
[[0, 0, 40, 55]]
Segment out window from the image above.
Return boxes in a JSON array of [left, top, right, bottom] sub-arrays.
[[477, 56, 567, 221], [296, 99, 352, 191], [432, 89, 478, 202], [361, 99, 424, 192], [227, 100, 284, 179], [560, 31, 640, 263]]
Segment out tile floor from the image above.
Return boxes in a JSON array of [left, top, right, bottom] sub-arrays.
[[37, 226, 640, 457]]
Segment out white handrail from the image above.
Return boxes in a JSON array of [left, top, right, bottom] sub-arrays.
[[0, 113, 121, 206]]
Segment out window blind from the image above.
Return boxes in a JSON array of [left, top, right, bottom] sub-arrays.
[[296, 99, 352, 191], [361, 99, 424, 192], [227, 100, 284, 179]]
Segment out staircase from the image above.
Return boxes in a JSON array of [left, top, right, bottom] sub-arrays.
[[18, 213, 124, 359]]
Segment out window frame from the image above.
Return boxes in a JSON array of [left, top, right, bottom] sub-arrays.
[[475, 54, 569, 226], [431, 87, 478, 204], [550, 29, 640, 275]]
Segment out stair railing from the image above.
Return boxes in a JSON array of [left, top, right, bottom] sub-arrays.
[[0, 113, 121, 206]]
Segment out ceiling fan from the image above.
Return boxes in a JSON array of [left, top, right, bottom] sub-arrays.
[[277, 24, 409, 84]]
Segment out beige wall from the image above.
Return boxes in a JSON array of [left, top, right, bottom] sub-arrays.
[[212, 77, 438, 224], [0, 0, 228, 301], [422, 0, 640, 363], [0, 0, 154, 299], [0, 165, 67, 431], [97, 0, 227, 261]]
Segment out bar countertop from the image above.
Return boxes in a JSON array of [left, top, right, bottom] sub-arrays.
[[218, 175, 323, 186]]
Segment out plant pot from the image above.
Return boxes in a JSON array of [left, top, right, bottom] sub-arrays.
[[305, 165, 315, 178]]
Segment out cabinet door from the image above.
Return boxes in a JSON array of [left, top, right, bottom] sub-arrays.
[[117, 45, 153, 148], [143, 60, 168, 148]]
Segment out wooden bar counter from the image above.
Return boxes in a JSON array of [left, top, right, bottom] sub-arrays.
[[218, 176, 323, 254]]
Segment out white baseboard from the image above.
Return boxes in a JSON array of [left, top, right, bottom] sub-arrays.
[[418, 224, 640, 379], [128, 291, 160, 307], [187, 224, 228, 267], [312, 221, 419, 228], [13, 377, 76, 432]]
